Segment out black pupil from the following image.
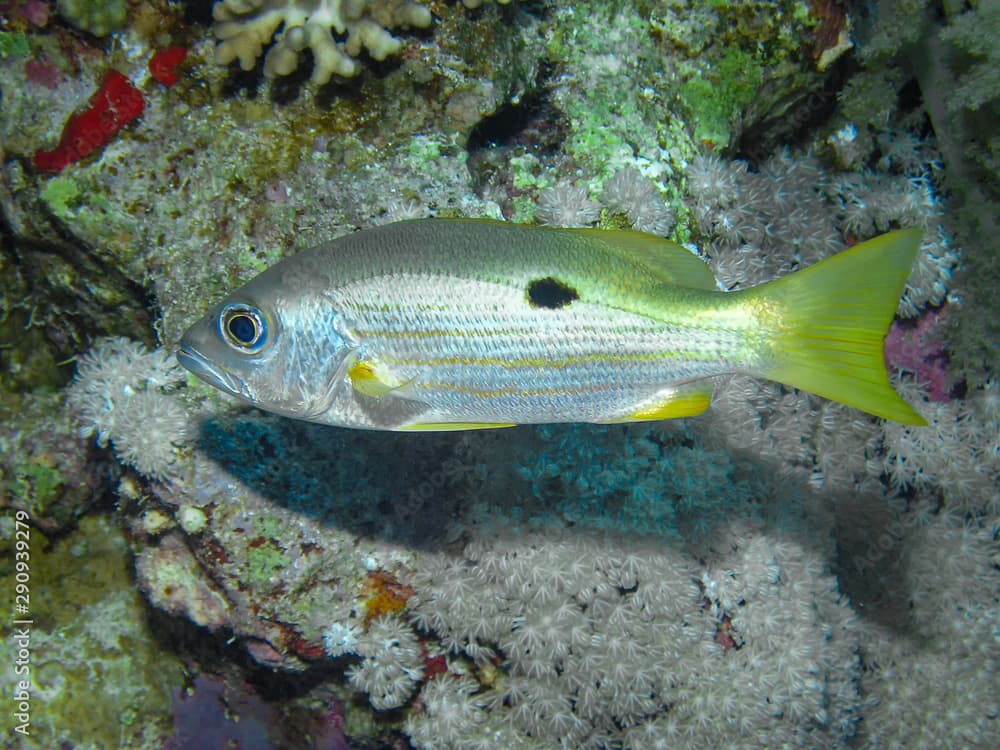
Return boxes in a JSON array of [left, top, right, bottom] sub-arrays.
[[228, 314, 258, 344]]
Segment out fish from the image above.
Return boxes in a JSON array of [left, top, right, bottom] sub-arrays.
[[177, 218, 927, 430]]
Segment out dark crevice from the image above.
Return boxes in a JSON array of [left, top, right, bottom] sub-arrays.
[[466, 90, 554, 153], [737, 62, 848, 166], [465, 69, 567, 203], [2, 229, 155, 390]]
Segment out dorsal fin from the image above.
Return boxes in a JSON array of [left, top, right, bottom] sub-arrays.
[[570, 228, 719, 291]]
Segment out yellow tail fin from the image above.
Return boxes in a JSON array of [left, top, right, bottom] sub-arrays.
[[747, 229, 928, 425]]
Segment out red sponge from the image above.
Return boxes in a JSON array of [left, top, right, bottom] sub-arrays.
[[34, 70, 145, 174]]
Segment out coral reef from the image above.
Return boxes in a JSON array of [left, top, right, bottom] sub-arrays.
[[0, 515, 183, 748], [56, 0, 127, 37], [0, 391, 107, 533], [211, 0, 517, 87], [212, 0, 434, 83], [1, 1, 997, 748], [532, 167, 675, 235], [33, 69, 145, 173], [404, 521, 866, 747], [847, 0, 1000, 386], [685, 144, 959, 318], [345, 614, 424, 710]]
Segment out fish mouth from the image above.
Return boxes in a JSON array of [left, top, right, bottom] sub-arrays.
[[176, 345, 245, 398]]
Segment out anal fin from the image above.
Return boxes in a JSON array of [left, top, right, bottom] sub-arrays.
[[596, 383, 714, 424], [398, 421, 516, 432]]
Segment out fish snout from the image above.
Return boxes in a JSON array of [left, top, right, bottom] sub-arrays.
[[176, 345, 245, 399]]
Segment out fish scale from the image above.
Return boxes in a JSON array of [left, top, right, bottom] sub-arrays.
[[178, 219, 927, 430], [334, 277, 741, 422]]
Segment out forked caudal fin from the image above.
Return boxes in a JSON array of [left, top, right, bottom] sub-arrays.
[[747, 229, 928, 425]]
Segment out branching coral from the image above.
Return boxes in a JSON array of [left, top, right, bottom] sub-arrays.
[[212, 0, 433, 84]]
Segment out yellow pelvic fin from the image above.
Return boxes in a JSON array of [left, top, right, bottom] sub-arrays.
[[399, 421, 516, 432], [748, 228, 927, 425], [597, 383, 714, 424], [348, 359, 411, 399]]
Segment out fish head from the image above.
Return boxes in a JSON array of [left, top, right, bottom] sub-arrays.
[[177, 284, 352, 421]]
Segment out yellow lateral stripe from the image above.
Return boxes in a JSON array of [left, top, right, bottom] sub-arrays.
[[377, 349, 711, 369], [346, 303, 457, 313], [350, 325, 647, 339], [416, 381, 610, 399]]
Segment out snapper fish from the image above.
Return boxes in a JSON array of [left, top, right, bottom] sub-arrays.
[[177, 219, 927, 430]]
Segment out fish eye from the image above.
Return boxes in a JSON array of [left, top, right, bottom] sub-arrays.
[[220, 304, 268, 352]]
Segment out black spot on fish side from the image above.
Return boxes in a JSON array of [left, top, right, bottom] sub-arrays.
[[527, 277, 579, 309]]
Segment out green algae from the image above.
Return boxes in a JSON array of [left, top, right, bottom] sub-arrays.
[[40, 176, 81, 220], [0, 31, 30, 58], [254, 514, 285, 540], [8, 461, 64, 519], [247, 544, 291, 587], [245, 516, 293, 588], [679, 46, 764, 149]]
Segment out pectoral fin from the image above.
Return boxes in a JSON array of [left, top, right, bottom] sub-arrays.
[[348, 359, 413, 399], [596, 383, 714, 423]]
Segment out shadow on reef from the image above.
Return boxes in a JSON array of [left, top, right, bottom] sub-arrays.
[[189, 410, 936, 656], [189, 409, 922, 645], [194, 409, 503, 548]]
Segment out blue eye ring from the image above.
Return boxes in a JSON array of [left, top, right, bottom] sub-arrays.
[[220, 304, 268, 352]]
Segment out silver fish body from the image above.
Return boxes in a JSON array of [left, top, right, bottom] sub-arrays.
[[178, 219, 926, 429]]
